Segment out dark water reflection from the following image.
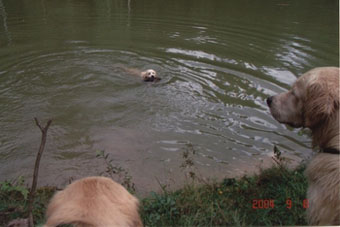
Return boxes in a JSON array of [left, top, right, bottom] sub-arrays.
[[0, 0, 338, 193]]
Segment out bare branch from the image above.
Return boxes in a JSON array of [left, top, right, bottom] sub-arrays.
[[34, 117, 52, 133], [27, 118, 52, 227]]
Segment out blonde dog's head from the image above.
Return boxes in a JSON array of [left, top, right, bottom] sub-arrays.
[[267, 67, 339, 129], [141, 69, 160, 82]]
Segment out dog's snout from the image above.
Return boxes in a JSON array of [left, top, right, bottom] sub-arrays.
[[266, 96, 273, 107]]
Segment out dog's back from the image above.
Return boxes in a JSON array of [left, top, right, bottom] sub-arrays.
[[44, 176, 142, 227]]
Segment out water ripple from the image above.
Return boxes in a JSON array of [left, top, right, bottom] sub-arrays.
[[0, 0, 337, 190]]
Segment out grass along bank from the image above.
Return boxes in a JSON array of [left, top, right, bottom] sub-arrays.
[[141, 163, 307, 226], [0, 147, 308, 226]]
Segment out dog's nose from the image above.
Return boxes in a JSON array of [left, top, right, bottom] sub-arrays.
[[266, 96, 273, 107]]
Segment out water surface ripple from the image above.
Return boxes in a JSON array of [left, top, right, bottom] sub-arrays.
[[0, 0, 338, 192]]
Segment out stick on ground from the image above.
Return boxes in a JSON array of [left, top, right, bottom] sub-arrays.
[[27, 118, 52, 227]]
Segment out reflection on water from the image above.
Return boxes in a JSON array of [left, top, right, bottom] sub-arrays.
[[0, 0, 338, 193]]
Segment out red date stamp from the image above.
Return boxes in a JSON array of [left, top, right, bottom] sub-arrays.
[[252, 199, 309, 209], [252, 199, 275, 209]]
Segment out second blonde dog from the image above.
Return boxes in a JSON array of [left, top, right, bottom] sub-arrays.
[[44, 176, 143, 227]]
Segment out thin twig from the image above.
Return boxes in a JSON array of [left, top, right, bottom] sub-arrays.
[[27, 118, 52, 227]]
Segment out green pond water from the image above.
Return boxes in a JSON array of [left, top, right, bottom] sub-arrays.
[[0, 0, 338, 193]]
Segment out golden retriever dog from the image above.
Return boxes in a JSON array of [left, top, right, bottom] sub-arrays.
[[117, 64, 160, 82], [267, 67, 339, 225], [44, 176, 143, 227], [140, 69, 160, 82]]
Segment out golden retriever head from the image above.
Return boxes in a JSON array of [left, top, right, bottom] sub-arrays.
[[141, 69, 160, 82], [267, 67, 339, 130]]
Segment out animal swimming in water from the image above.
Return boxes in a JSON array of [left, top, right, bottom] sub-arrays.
[[140, 69, 160, 82], [117, 65, 161, 82]]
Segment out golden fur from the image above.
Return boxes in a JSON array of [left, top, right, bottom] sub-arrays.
[[267, 67, 340, 225], [44, 176, 143, 227], [305, 153, 340, 225], [140, 69, 159, 82], [117, 64, 160, 82]]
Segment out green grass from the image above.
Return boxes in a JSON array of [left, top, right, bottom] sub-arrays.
[[0, 156, 308, 226], [0, 178, 56, 225], [141, 164, 308, 226]]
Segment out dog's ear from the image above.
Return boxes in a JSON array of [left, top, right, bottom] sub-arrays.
[[304, 80, 339, 128], [140, 71, 147, 79]]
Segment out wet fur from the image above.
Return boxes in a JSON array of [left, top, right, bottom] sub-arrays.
[[44, 176, 143, 227], [117, 65, 159, 82], [267, 67, 340, 225]]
